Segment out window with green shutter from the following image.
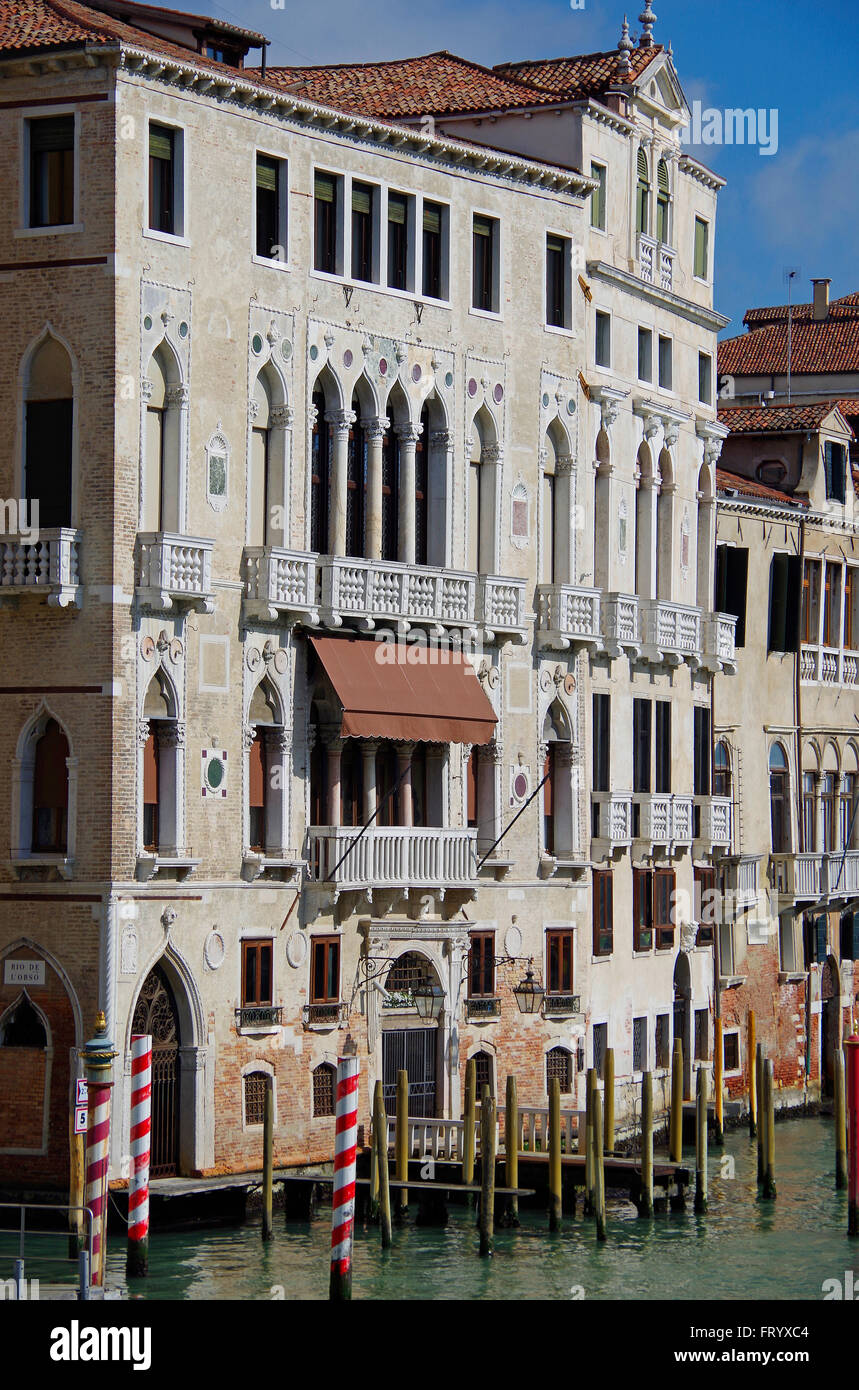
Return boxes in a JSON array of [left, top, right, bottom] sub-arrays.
[[29, 115, 75, 228], [255, 154, 284, 260], [422, 200, 445, 298], [351, 181, 375, 282], [314, 171, 340, 274], [824, 441, 847, 503], [694, 216, 709, 278], [656, 159, 670, 243], [768, 553, 802, 652], [590, 162, 606, 230], [472, 213, 498, 312], [387, 191, 410, 290], [636, 148, 650, 234]]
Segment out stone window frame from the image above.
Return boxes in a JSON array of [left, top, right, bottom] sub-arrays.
[[11, 703, 77, 876], [0, 989, 53, 1155]]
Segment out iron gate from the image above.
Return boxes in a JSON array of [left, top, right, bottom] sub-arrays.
[[382, 1028, 437, 1117], [132, 965, 180, 1178]]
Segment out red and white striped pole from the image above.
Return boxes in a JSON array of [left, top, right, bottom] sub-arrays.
[[127, 1033, 152, 1277], [846, 1033, 859, 1237], [82, 1012, 116, 1289], [329, 1051, 359, 1300]]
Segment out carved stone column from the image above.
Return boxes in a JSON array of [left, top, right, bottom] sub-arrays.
[[396, 742, 415, 827], [326, 409, 356, 557], [396, 422, 422, 566], [362, 418, 388, 561]]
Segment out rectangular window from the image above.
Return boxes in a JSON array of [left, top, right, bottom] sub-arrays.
[[633, 699, 652, 794], [633, 869, 653, 952], [768, 553, 802, 653], [593, 692, 610, 793], [654, 868, 675, 949], [698, 353, 713, 405], [28, 115, 74, 228], [802, 772, 816, 851], [822, 564, 842, 648], [655, 701, 671, 794], [593, 1022, 608, 1079], [148, 123, 179, 235], [638, 327, 653, 382], [387, 190, 410, 291], [824, 441, 847, 504], [593, 870, 613, 956], [590, 161, 606, 230], [694, 866, 717, 945], [422, 200, 446, 299], [845, 568, 857, 649], [633, 1017, 646, 1071], [714, 545, 749, 647], [242, 940, 273, 1007], [468, 931, 495, 998], [694, 216, 709, 279], [695, 1008, 709, 1061], [723, 1031, 740, 1072], [841, 775, 857, 851], [310, 936, 340, 1003], [472, 213, 498, 312], [351, 180, 376, 282], [694, 706, 711, 797], [546, 928, 574, 994], [256, 153, 285, 261], [801, 558, 821, 644], [546, 233, 570, 329], [719, 919, 735, 975], [655, 1013, 670, 1069], [595, 311, 611, 368], [658, 334, 673, 390], [314, 171, 341, 274]]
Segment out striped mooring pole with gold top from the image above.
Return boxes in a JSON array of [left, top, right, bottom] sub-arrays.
[[82, 1012, 116, 1289]]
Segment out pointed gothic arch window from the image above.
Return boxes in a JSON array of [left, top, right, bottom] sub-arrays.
[[636, 148, 650, 235], [24, 335, 73, 530]]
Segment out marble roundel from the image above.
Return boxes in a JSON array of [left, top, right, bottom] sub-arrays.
[[204, 929, 225, 970], [286, 930, 308, 969]]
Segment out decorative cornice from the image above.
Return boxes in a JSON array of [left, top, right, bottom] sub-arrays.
[[586, 259, 730, 331]]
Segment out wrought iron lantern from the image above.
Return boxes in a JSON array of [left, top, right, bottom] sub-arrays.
[[412, 980, 446, 1021]]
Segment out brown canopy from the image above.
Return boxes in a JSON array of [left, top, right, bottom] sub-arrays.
[[310, 635, 497, 745]]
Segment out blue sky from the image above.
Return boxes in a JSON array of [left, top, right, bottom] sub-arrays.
[[160, 0, 850, 336]]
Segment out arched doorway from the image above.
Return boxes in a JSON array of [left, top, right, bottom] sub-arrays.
[[673, 952, 692, 1099], [821, 954, 841, 1098], [381, 952, 442, 1118], [132, 964, 180, 1177]]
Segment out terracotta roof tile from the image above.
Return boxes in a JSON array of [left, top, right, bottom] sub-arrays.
[[260, 50, 558, 119], [717, 402, 853, 436], [743, 292, 859, 328], [718, 315, 859, 377], [494, 47, 663, 101], [716, 467, 807, 507]]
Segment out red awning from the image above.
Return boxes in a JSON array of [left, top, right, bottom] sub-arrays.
[[310, 636, 497, 745]]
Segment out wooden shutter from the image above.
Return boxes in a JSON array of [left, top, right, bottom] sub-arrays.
[[143, 729, 159, 806], [249, 731, 265, 810]]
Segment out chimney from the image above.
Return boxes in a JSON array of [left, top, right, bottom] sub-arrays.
[[812, 278, 831, 322]]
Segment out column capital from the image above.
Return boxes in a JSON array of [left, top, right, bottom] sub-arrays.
[[395, 421, 423, 445], [242, 723, 256, 753], [325, 408, 357, 437], [360, 739, 380, 757], [362, 417, 389, 442], [161, 720, 186, 749], [137, 719, 151, 747], [270, 404, 294, 430], [268, 727, 292, 756], [429, 429, 453, 451], [483, 443, 503, 465], [395, 741, 416, 759], [165, 384, 189, 408], [140, 377, 153, 404], [556, 452, 575, 476]]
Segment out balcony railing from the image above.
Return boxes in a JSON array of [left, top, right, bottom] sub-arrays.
[[591, 792, 633, 844], [601, 592, 640, 655], [235, 1005, 283, 1029], [308, 825, 478, 889], [641, 600, 702, 665], [635, 794, 694, 846], [243, 546, 319, 623], [695, 796, 733, 847], [476, 575, 527, 641], [136, 532, 214, 613], [536, 583, 601, 649], [800, 645, 859, 688], [637, 233, 676, 291], [703, 612, 738, 671], [302, 1001, 348, 1027], [465, 996, 501, 1021], [771, 851, 859, 900], [0, 529, 82, 608], [320, 555, 475, 632], [542, 993, 581, 1017]]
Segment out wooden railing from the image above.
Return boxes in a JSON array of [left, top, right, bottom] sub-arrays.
[[384, 1105, 584, 1160]]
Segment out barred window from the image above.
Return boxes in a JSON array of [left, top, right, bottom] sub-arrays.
[[473, 1050, 494, 1102], [695, 1008, 709, 1061], [655, 1013, 670, 1069], [592, 1022, 607, 1079], [546, 1046, 572, 1094], [633, 1016, 646, 1072], [313, 1063, 336, 1117], [244, 1070, 269, 1126], [386, 952, 433, 995]]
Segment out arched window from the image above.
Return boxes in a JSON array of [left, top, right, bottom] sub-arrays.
[[24, 335, 73, 530], [635, 442, 656, 601], [696, 464, 715, 608], [310, 389, 330, 554], [467, 408, 498, 575], [249, 371, 272, 548], [385, 951, 433, 997], [472, 1049, 494, 1101], [636, 148, 650, 235], [415, 404, 429, 566], [546, 1045, 572, 1094], [312, 1062, 336, 1117], [541, 446, 556, 585], [247, 677, 288, 858], [656, 448, 675, 601], [141, 670, 180, 857], [543, 701, 573, 858], [656, 159, 670, 244], [143, 350, 167, 533], [593, 429, 611, 591], [714, 741, 731, 799], [0, 994, 47, 1048], [31, 718, 69, 853], [142, 342, 185, 535], [769, 743, 791, 852]]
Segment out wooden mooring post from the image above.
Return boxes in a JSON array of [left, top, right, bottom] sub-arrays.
[[369, 1080, 381, 1221], [713, 1017, 724, 1146], [603, 1047, 615, 1155], [502, 1074, 520, 1227], [748, 1010, 757, 1139], [835, 1047, 848, 1191], [583, 1067, 597, 1216], [761, 1058, 777, 1200], [593, 1088, 606, 1241], [548, 1076, 562, 1231], [463, 1058, 476, 1199], [372, 1081, 392, 1249], [262, 1074, 274, 1242], [670, 1038, 683, 1163], [756, 1044, 765, 1184], [479, 1087, 496, 1256], [395, 1069, 409, 1220], [639, 1070, 654, 1218], [694, 1066, 708, 1215], [846, 1034, 859, 1236]]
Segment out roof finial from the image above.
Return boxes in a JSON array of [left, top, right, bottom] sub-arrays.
[[638, 1, 656, 47], [617, 16, 633, 75]]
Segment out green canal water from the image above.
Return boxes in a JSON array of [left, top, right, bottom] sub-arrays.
[[7, 1116, 858, 1300]]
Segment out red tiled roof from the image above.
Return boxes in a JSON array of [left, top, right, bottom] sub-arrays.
[[717, 402, 853, 436], [715, 467, 807, 507], [260, 51, 559, 119], [743, 292, 859, 328], [718, 318, 859, 377], [495, 46, 663, 101]]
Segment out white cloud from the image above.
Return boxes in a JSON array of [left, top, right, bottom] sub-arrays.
[[748, 129, 859, 257]]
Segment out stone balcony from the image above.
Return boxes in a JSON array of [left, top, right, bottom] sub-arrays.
[[307, 825, 478, 894], [536, 583, 602, 650], [770, 850, 859, 903], [601, 593, 641, 658], [136, 532, 214, 613], [702, 613, 738, 672], [640, 599, 702, 666], [0, 528, 82, 608], [591, 792, 633, 849], [242, 546, 319, 624], [637, 233, 676, 291], [634, 793, 694, 851], [693, 796, 733, 849], [800, 645, 859, 688]]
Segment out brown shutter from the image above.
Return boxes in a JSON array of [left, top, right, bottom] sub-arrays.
[[143, 729, 159, 806], [249, 731, 265, 810]]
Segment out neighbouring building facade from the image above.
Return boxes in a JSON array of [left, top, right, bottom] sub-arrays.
[[0, 0, 738, 1190]]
